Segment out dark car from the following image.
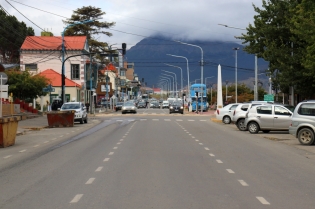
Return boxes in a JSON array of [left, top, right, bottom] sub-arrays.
[[137, 101, 146, 108], [115, 102, 123, 111], [150, 101, 160, 108], [169, 102, 184, 114]]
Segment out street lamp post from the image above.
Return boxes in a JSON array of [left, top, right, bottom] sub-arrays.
[[166, 54, 190, 98], [164, 63, 183, 97], [61, 19, 95, 105], [205, 76, 214, 86], [177, 41, 204, 113], [233, 47, 239, 103], [160, 76, 173, 96], [209, 83, 213, 104], [218, 23, 260, 102], [159, 79, 170, 97], [225, 80, 229, 103], [162, 70, 177, 98], [105, 73, 110, 112]]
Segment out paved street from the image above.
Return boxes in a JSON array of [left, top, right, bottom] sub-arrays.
[[1, 109, 315, 208]]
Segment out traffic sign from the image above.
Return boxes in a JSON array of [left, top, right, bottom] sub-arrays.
[[264, 94, 274, 102], [43, 85, 55, 92], [0, 72, 8, 84]]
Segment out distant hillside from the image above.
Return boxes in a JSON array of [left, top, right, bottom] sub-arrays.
[[125, 36, 269, 90]]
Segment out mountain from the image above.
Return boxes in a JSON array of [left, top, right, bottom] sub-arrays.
[[125, 35, 269, 90]]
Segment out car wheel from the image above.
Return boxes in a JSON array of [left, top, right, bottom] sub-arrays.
[[80, 117, 84, 124], [84, 116, 88, 123], [237, 119, 247, 131], [248, 122, 260, 134], [298, 128, 315, 145], [222, 116, 231, 124], [262, 130, 270, 133]]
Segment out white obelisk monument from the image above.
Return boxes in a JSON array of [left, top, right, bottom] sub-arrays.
[[217, 65, 223, 108]]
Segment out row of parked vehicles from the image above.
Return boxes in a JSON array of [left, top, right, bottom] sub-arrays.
[[215, 100, 315, 145]]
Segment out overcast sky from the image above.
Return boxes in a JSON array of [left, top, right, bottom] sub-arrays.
[[1, 0, 263, 48]]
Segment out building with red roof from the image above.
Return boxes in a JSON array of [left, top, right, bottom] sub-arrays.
[[20, 36, 90, 88]]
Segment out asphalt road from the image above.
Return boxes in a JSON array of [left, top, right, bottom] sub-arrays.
[[1, 108, 315, 208]]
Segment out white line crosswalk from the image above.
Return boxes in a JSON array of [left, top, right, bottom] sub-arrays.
[[114, 119, 209, 122]]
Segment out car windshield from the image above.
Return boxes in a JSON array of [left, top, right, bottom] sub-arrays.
[[172, 102, 182, 106], [124, 102, 134, 106], [61, 104, 80, 109]]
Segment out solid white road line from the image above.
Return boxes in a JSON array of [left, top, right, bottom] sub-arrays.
[[256, 197, 270, 205], [70, 194, 83, 203], [238, 180, 249, 186], [103, 158, 110, 162], [109, 152, 114, 155], [95, 167, 103, 172], [209, 153, 215, 157], [85, 178, 95, 184], [3, 155, 12, 159], [204, 147, 210, 150], [19, 149, 26, 153], [226, 169, 235, 174], [216, 160, 223, 163]]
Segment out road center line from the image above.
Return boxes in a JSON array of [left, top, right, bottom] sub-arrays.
[[199, 143, 203, 145], [3, 155, 12, 159], [256, 197, 270, 205], [104, 158, 110, 161], [117, 142, 121, 144], [209, 153, 215, 157], [113, 147, 118, 149], [95, 167, 103, 172], [238, 180, 249, 186], [204, 147, 210, 150], [216, 159, 223, 163], [19, 149, 26, 153], [188, 120, 195, 121], [70, 194, 83, 203], [226, 169, 235, 173], [85, 178, 95, 184], [120, 139, 124, 141], [33, 145, 39, 147], [109, 152, 114, 155]]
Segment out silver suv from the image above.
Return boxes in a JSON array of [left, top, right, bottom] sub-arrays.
[[59, 102, 88, 124], [232, 102, 268, 131], [245, 104, 292, 134], [289, 101, 315, 145]]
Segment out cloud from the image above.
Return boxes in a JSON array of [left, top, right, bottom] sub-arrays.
[[2, 0, 263, 47]]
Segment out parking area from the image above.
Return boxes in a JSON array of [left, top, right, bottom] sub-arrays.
[[211, 117, 315, 157]]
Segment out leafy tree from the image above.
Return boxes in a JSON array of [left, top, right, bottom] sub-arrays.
[[7, 70, 50, 102], [0, 9, 34, 63], [63, 6, 115, 54], [237, 0, 305, 95]]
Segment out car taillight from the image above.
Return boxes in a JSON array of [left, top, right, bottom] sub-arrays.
[[217, 109, 219, 114]]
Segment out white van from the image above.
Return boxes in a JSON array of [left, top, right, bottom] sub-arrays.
[[162, 101, 169, 109]]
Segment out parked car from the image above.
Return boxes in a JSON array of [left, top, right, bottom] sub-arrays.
[[162, 101, 169, 109], [289, 101, 315, 145], [244, 104, 292, 134], [121, 101, 137, 114], [169, 101, 184, 114], [137, 101, 146, 108], [115, 102, 123, 111], [215, 103, 240, 124], [150, 101, 160, 108], [59, 102, 87, 124], [232, 102, 270, 131]]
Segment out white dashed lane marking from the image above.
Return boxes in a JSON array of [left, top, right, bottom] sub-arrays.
[[120, 139, 124, 141], [216, 160, 223, 163], [209, 153, 215, 157], [113, 147, 118, 149], [200, 120, 207, 121], [140, 119, 147, 121], [70, 194, 83, 203], [3, 155, 12, 159], [19, 149, 26, 153], [238, 180, 249, 186], [176, 119, 183, 121], [204, 147, 210, 151], [95, 167, 103, 172], [109, 152, 114, 155], [33, 145, 39, 148], [117, 142, 121, 145], [226, 169, 235, 174], [85, 178, 95, 184], [199, 143, 203, 145], [152, 119, 159, 121], [188, 120, 195, 121], [164, 119, 171, 121], [256, 197, 270, 205], [44, 141, 49, 143], [103, 158, 110, 162]]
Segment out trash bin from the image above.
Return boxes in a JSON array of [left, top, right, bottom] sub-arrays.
[[0, 116, 21, 148], [47, 110, 75, 128]]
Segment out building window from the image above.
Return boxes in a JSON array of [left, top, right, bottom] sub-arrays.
[[71, 64, 80, 80], [120, 80, 126, 86], [127, 65, 133, 68], [25, 64, 37, 71], [120, 70, 126, 76]]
